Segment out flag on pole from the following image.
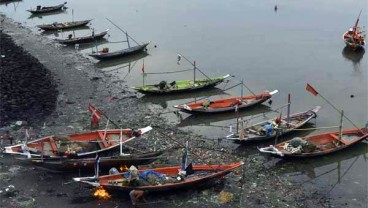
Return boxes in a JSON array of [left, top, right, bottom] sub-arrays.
[[177, 54, 181, 65], [88, 104, 102, 127], [306, 83, 318, 96], [141, 60, 145, 73]]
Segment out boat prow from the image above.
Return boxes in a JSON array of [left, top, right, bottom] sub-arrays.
[[270, 89, 279, 95]]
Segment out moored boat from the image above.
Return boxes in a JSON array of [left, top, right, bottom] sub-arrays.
[[258, 128, 368, 157], [27, 2, 66, 14], [73, 162, 243, 192], [226, 106, 321, 142], [55, 29, 109, 45], [37, 19, 92, 31], [16, 150, 164, 172], [132, 74, 230, 95], [342, 10, 366, 50], [88, 43, 149, 60], [174, 90, 278, 113], [3, 126, 152, 158]]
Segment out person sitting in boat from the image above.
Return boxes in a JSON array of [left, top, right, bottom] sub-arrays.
[[264, 123, 274, 136], [128, 165, 140, 187], [158, 81, 169, 90], [169, 81, 177, 88]]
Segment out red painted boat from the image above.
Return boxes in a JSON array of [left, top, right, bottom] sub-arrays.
[[342, 11, 366, 50], [3, 126, 152, 158], [73, 162, 243, 192], [16, 150, 164, 172], [174, 90, 278, 113], [258, 128, 368, 157]]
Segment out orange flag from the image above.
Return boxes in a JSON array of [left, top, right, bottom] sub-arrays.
[[88, 104, 102, 127], [306, 83, 318, 96]]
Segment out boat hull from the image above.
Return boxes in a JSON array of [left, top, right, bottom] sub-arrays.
[[226, 106, 321, 142], [3, 126, 152, 158], [342, 32, 366, 50], [17, 150, 164, 172], [258, 128, 368, 157], [74, 162, 243, 192], [27, 3, 65, 14], [55, 30, 108, 45], [174, 90, 277, 113], [37, 19, 92, 31], [132, 75, 230, 95], [88, 43, 149, 60]]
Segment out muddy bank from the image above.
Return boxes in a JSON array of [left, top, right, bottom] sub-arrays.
[[0, 32, 57, 126], [0, 15, 334, 208]]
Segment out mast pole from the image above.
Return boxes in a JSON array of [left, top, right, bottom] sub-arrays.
[[193, 61, 196, 84], [126, 32, 130, 48], [287, 94, 291, 124], [240, 78, 244, 102], [119, 128, 123, 156], [339, 110, 344, 139], [142, 59, 145, 87]]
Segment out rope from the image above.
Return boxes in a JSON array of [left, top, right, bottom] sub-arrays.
[[107, 41, 128, 44], [283, 126, 339, 131], [144, 68, 192, 75]]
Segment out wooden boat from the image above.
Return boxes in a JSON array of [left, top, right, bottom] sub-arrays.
[[55, 29, 109, 45], [174, 90, 278, 113], [3, 126, 152, 158], [226, 106, 321, 142], [27, 2, 66, 14], [342, 11, 366, 50], [16, 150, 164, 172], [37, 19, 92, 31], [88, 43, 149, 60], [132, 74, 230, 95], [258, 128, 368, 157], [73, 162, 243, 192]]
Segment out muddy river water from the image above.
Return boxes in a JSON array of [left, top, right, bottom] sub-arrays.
[[1, 0, 367, 207]]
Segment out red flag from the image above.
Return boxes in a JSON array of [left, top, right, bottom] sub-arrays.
[[88, 104, 102, 126], [306, 83, 318, 96], [141, 62, 144, 73]]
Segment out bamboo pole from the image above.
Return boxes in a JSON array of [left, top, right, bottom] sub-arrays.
[[315, 91, 362, 133], [105, 18, 140, 46], [119, 128, 123, 156], [177, 53, 211, 80]]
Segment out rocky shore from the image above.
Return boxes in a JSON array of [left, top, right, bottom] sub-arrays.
[[0, 15, 333, 208]]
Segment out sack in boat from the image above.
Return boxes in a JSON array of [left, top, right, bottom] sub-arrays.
[[302, 142, 317, 153], [289, 137, 305, 148]]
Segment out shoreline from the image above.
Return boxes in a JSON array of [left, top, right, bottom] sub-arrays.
[[0, 15, 335, 208]]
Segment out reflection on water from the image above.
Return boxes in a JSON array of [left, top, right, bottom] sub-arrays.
[[28, 9, 67, 19], [275, 142, 368, 179], [140, 87, 229, 109], [96, 51, 149, 68], [178, 104, 272, 127], [40, 25, 90, 36], [342, 46, 365, 73], [64, 38, 109, 50], [0, 0, 21, 7]]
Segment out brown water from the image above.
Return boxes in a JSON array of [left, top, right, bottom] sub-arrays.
[[1, 0, 367, 207]]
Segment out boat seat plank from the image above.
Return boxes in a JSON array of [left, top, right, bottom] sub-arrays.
[[329, 134, 348, 145], [98, 132, 110, 148]]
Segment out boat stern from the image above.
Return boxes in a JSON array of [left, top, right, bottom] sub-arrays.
[[173, 104, 192, 111], [258, 145, 284, 157]]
